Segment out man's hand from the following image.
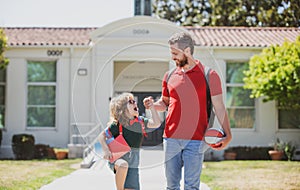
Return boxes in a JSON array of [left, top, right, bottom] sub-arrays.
[[212, 136, 232, 150]]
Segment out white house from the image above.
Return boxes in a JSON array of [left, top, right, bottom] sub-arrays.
[[1, 16, 299, 159]]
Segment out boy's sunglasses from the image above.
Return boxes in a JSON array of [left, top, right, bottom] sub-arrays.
[[128, 99, 136, 104]]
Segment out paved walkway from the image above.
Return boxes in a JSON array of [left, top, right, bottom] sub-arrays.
[[40, 147, 210, 190]]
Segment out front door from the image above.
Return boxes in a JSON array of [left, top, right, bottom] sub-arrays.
[[133, 92, 165, 146]]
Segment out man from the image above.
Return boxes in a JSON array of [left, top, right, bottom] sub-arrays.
[[144, 32, 232, 190]]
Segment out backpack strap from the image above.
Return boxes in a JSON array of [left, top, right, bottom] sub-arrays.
[[204, 66, 215, 128], [167, 67, 176, 82], [139, 117, 148, 138], [129, 116, 148, 137], [119, 123, 123, 135], [166, 67, 176, 94], [204, 66, 211, 81]]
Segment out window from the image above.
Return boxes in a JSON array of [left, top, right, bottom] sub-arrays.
[[278, 108, 300, 129], [0, 68, 6, 127], [226, 62, 255, 129], [27, 61, 56, 128]]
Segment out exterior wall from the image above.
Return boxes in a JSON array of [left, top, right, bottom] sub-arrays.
[[92, 39, 173, 131], [69, 48, 93, 124], [1, 47, 78, 158], [90, 17, 184, 131]]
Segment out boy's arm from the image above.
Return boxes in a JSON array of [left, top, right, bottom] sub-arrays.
[[143, 97, 162, 128], [98, 131, 112, 160]]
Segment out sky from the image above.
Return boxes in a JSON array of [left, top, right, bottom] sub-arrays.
[[0, 0, 134, 27]]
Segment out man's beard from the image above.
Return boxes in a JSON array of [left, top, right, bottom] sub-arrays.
[[176, 56, 188, 67]]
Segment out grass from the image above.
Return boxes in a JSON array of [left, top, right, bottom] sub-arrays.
[[0, 159, 82, 190], [201, 160, 300, 190], [0, 159, 299, 190]]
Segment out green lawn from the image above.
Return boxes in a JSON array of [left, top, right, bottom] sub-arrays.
[[0, 159, 299, 190], [201, 160, 300, 190], [0, 159, 82, 190]]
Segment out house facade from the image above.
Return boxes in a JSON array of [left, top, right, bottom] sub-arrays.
[[1, 16, 299, 158]]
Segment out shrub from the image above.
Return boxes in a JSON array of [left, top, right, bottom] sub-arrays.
[[34, 144, 57, 159], [244, 37, 300, 109], [225, 146, 273, 160], [12, 134, 35, 160], [47, 147, 57, 159]]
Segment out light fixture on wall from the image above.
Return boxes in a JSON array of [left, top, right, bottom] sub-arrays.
[[77, 68, 88, 76]]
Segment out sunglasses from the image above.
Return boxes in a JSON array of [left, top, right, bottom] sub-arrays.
[[128, 99, 136, 104]]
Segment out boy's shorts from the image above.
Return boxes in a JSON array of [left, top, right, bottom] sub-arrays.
[[108, 150, 140, 190]]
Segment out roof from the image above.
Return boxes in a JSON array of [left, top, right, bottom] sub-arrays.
[[2, 26, 299, 48], [3, 27, 95, 46], [187, 26, 300, 47]]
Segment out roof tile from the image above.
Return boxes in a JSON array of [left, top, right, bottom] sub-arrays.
[[3, 27, 95, 46], [2, 27, 299, 48], [187, 27, 299, 47]]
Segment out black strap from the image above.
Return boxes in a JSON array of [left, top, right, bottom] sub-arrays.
[[204, 67, 215, 128], [166, 68, 176, 94]]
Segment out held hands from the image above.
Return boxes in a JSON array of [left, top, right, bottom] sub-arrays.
[[143, 96, 161, 128], [143, 96, 154, 109]]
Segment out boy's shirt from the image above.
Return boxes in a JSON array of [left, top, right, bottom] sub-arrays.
[[106, 116, 149, 148]]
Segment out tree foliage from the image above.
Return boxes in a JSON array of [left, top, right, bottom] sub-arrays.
[[243, 36, 300, 109], [210, 0, 300, 27], [152, 0, 212, 26], [0, 29, 9, 69], [152, 0, 300, 27]]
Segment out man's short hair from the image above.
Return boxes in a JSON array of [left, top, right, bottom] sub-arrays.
[[168, 32, 195, 55]]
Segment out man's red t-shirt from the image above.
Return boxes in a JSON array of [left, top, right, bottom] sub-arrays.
[[162, 60, 222, 140]]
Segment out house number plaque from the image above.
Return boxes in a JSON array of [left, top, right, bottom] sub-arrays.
[[47, 50, 63, 56], [133, 29, 150, 35]]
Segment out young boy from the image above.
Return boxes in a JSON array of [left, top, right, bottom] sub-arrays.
[[99, 92, 161, 190]]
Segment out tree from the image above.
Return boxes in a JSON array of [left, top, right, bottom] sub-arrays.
[[0, 28, 8, 146], [152, 0, 300, 27], [152, 0, 212, 26], [243, 36, 300, 109], [209, 0, 242, 26], [210, 0, 300, 27], [0, 29, 9, 69]]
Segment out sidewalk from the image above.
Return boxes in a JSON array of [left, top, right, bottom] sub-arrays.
[[40, 148, 210, 190]]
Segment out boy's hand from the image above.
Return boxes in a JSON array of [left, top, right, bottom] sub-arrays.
[[143, 96, 154, 109], [103, 149, 112, 160]]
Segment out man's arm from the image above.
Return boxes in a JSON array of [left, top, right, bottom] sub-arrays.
[[153, 96, 169, 112], [211, 94, 232, 150]]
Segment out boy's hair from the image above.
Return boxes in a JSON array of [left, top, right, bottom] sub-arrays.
[[168, 32, 195, 55], [108, 92, 133, 127]]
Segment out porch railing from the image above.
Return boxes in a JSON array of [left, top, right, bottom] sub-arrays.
[[70, 123, 96, 144], [69, 122, 102, 168]]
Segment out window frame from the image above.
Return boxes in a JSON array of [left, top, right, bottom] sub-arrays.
[[226, 61, 257, 130], [26, 60, 57, 129]]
